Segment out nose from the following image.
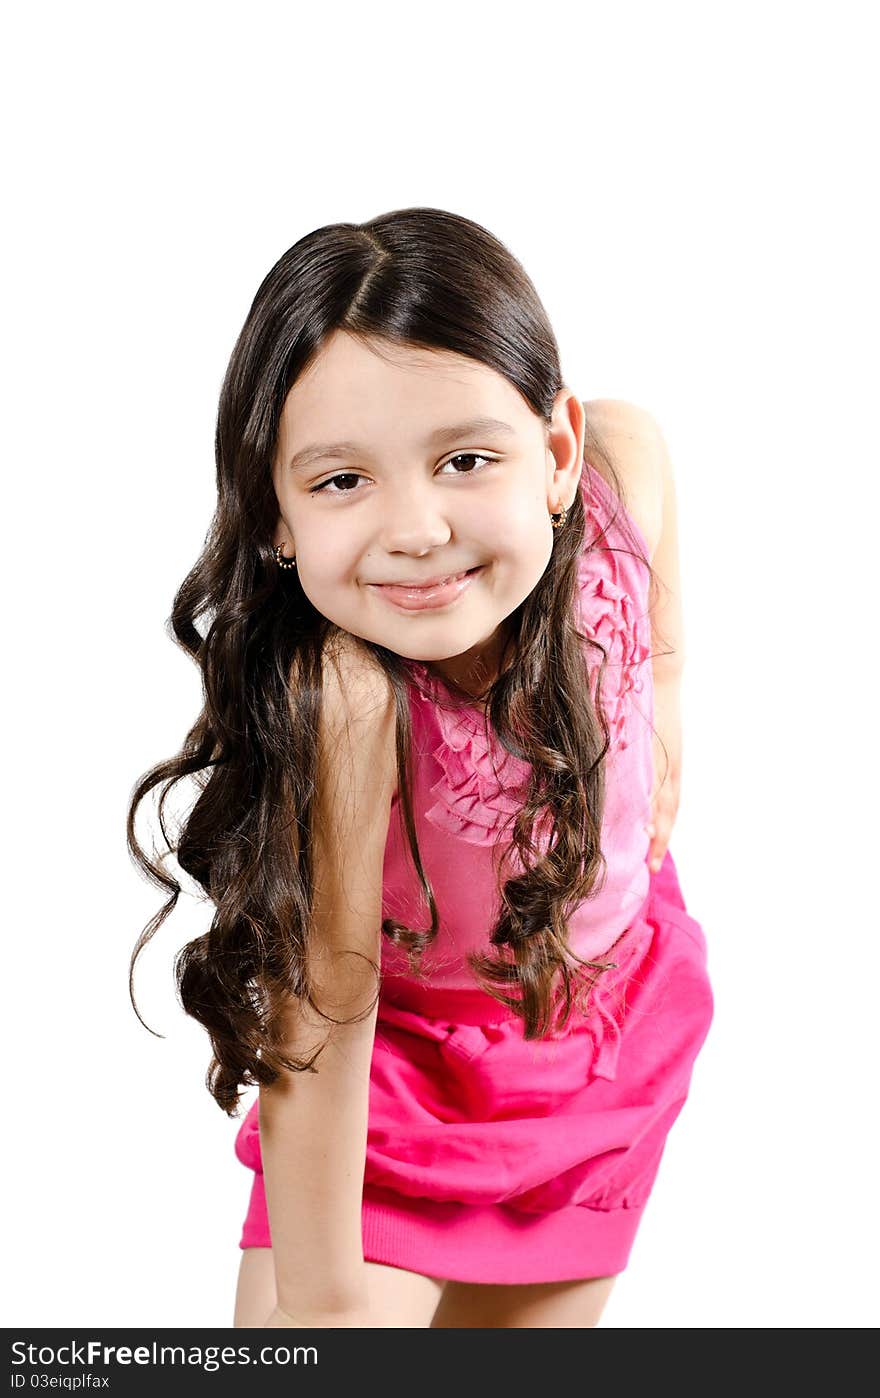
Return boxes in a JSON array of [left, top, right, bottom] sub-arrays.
[[378, 479, 452, 555]]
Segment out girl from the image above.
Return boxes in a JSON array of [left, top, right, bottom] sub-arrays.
[[128, 206, 714, 1329]]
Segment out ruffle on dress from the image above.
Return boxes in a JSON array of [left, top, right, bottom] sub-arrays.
[[576, 460, 653, 756], [406, 671, 531, 850], [405, 462, 652, 850], [576, 572, 651, 757]]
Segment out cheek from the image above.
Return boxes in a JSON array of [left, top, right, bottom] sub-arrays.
[[292, 543, 354, 614], [487, 512, 553, 606], [489, 508, 551, 570], [297, 535, 353, 581]]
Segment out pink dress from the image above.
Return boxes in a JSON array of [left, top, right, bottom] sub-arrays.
[[233, 461, 715, 1284]]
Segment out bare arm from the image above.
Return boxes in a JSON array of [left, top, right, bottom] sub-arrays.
[[258, 634, 397, 1320], [642, 416, 685, 868], [583, 398, 685, 868], [583, 397, 685, 677], [648, 421, 685, 680]]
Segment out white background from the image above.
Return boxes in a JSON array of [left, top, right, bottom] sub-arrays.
[[3, 0, 877, 1329]]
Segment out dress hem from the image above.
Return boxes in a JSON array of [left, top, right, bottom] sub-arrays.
[[239, 1178, 644, 1284]]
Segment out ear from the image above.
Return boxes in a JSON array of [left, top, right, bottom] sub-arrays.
[[545, 389, 586, 512], [272, 516, 293, 552]]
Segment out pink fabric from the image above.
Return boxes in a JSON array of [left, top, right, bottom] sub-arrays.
[[233, 461, 714, 1284]]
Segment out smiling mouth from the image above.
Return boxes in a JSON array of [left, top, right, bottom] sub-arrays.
[[374, 567, 480, 589], [366, 565, 485, 610]]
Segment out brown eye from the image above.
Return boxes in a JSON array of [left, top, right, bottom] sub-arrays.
[[309, 473, 364, 495], [438, 453, 494, 475]]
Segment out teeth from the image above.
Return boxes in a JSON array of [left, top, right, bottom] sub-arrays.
[[384, 567, 475, 588], [407, 572, 457, 587]]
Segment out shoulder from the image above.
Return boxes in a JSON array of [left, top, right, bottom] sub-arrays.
[[581, 398, 665, 560], [320, 628, 396, 729], [300, 632, 397, 969], [318, 629, 398, 805]]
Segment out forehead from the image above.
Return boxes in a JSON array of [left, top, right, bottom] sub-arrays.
[[277, 331, 532, 445]]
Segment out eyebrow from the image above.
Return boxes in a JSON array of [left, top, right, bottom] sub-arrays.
[[286, 416, 518, 473]]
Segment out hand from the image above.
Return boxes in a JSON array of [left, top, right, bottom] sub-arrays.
[[646, 674, 682, 873]]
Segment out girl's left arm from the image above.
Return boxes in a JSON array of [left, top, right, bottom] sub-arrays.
[[645, 417, 685, 873], [582, 397, 685, 872]]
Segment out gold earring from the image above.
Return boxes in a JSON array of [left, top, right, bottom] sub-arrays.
[[550, 503, 568, 529], [274, 543, 297, 569]]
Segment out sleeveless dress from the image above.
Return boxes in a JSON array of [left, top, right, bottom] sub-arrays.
[[233, 461, 715, 1284]]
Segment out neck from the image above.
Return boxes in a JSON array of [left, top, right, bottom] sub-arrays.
[[432, 621, 516, 700]]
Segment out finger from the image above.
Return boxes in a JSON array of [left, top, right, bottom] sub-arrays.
[[644, 823, 657, 861], [644, 823, 663, 872]]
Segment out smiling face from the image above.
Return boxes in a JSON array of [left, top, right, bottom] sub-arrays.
[[271, 330, 585, 688]]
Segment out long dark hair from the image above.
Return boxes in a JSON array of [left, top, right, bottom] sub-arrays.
[[127, 207, 667, 1115]]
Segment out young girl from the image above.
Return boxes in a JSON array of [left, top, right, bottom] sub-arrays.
[[128, 206, 714, 1329]]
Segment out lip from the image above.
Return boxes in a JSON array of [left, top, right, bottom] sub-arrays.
[[367, 566, 484, 611]]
